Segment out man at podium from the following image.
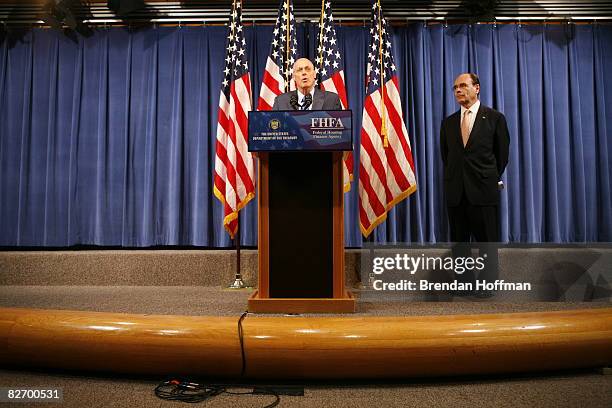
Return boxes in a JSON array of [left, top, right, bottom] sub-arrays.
[[249, 58, 355, 310], [272, 58, 342, 111]]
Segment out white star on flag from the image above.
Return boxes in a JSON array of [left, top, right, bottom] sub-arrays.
[[359, 0, 417, 237], [257, 0, 297, 110], [214, 0, 255, 238], [316, 0, 353, 192]]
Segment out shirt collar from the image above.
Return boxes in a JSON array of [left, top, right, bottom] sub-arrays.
[[461, 99, 480, 117], [297, 87, 316, 105]]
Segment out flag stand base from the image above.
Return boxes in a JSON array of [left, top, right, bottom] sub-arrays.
[[227, 277, 252, 290]]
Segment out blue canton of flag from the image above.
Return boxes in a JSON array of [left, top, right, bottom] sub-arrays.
[[315, 0, 353, 192], [220, 0, 249, 98], [316, 1, 346, 106], [359, 0, 417, 237], [257, 0, 298, 110], [214, 0, 255, 238], [365, 1, 396, 96]]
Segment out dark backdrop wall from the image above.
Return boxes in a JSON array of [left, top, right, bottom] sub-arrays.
[[1, 23, 611, 247]]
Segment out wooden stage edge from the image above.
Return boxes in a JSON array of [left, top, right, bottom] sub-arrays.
[[1, 307, 611, 379], [247, 290, 356, 313]]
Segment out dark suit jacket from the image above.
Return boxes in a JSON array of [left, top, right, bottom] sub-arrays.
[[440, 104, 510, 207], [271, 88, 342, 111]]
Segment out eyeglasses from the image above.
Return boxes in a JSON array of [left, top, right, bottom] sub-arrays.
[[453, 82, 474, 90]]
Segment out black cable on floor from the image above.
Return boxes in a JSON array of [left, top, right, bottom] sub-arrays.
[[238, 310, 249, 377], [155, 378, 280, 407], [154, 379, 224, 403], [155, 311, 283, 406]]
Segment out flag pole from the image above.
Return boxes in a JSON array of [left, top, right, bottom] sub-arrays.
[[228, 219, 249, 289], [318, 0, 325, 77], [227, 0, 249, 290], [377, 0, 388, 147], [229, 0, 237, 43], [355, 227, 376, 290], [285, 0, 291, 92]]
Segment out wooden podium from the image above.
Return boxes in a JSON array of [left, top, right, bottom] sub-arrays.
[[247, 111, 355, 313]]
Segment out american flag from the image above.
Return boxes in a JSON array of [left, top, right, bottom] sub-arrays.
[[257, 0, 298, 110], [316, 0, 354, 192], [213, 0, 255, 238], [358, 0, 417, 237]]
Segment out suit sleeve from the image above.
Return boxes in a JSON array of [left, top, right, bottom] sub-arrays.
[[322, 91, 342, 110], [440, 119, 448, 166], [271, 95, 279, 111], [494, 113, 510, 176], [332, 93, 342, 110]]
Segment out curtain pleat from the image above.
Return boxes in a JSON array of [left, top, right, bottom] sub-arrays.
[[0, 24, 610, 247]]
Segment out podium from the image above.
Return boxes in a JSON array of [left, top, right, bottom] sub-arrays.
[[247, 110, 356, 313]]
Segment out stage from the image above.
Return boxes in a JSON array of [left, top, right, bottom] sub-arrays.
[[0, 249, 611, 406], [1, 248, 611, 375]]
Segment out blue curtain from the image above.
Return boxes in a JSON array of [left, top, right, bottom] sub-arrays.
[[1, 23, 611, 247]]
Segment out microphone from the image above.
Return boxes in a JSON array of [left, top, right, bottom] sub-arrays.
[[303, 94, 312, 110], [290, 93, 299, 110]]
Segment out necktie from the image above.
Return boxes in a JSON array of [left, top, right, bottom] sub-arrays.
[[461, 110, 471, 147]]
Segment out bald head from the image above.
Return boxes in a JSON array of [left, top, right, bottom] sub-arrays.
[[292, 58, 316, 95]]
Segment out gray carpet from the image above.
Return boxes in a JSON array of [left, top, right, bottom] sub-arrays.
[[0, 285, 609, 316], [1, 248, 611, 407], [0, 368, 610, 407], [1, 286, 610, 407]]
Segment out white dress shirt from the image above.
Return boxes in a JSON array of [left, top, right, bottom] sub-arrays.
[[297, 87, 316, 110]]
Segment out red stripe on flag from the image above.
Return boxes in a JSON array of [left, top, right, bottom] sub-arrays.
[[224, 121, 239, 200], [217, 107, 230, 136], [360, 127, 387, 198], [380, 112, 411, 192], [230, 78, 249, 144], [257, 98, 272, 111], [358, 161, 386, 218], [383, 84, 413, 190], [213, 173, 226, 197], [229, 83, 255, 195], [226, 218, 238, 237], [363, 99, 392, 201], [344, 152, 354, 178], [331, 71, 348, 109], [262, 72, 281, 95], [389, 77, 416, 173], [213, 0, 256, 239], [358, 196, 372, 234], [363, 96, 382, 133]]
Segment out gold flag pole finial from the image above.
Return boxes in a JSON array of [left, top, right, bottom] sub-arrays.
[[377, 0, 388, 147]]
